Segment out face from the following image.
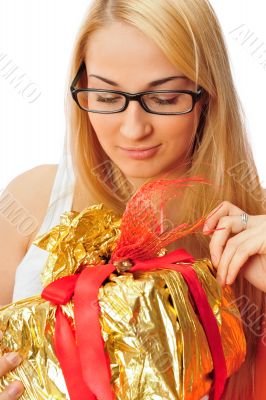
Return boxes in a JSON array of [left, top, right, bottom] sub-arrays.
[[85, 22, 203, 190]]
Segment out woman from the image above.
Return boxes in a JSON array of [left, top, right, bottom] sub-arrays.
[[0, 0, 265, 399]]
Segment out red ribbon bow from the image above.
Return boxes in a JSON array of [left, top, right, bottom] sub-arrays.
[[41, 247, 227, 400]]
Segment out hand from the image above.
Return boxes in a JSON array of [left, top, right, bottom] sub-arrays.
[[0, 331, 24, 399], [202, 201, 266, 292]]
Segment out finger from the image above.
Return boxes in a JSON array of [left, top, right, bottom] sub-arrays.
[[225, 228, 266, 285], [0, 353, 23, 377], [0, 381, 24, 399], [240, 254, 266, 292], [209, 215, 249, 266], [216, 228, 258, 286], [203, 201, 243, 234]]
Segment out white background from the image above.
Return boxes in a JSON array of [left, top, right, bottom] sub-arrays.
[[0, 0, 265, 190]]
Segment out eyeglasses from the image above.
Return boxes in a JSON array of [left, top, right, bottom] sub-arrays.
[[70, 62, 204, 115]]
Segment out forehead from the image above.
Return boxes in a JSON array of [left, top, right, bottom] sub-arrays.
[[85, 22, 186, 81]]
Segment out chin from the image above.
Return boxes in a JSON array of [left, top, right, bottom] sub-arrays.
[[118, 166, 166, 181]]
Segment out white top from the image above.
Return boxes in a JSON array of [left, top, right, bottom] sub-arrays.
[[12, 148, 75, 302]]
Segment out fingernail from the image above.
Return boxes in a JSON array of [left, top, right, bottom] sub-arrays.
[[216, 275, 223, 287], [0, 331, 3, 340], [226, 275, 232, 285], [203, 223, 210, 233], [211, 254, 218, 266], [4, 352, 22, 365], [8, 382, 23, 396]]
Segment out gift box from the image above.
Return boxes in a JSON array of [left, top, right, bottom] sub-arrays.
[[0, 178, 246, 400]]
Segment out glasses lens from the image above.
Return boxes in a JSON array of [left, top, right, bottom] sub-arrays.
[[142, 92, 193, 114], [76, 90, 126, 112]]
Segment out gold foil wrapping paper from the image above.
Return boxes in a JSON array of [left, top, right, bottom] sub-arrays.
[[0, 204, 246, 399], [99, 260, 246, 399], [0, 297, 72, 399], [36, 204, 122, 286]]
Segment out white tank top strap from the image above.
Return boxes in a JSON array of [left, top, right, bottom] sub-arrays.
[[12, 147, 75, 302], [36, 151, 75, 236]]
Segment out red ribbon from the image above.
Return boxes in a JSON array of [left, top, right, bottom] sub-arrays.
[[41, 248, 227, 400]]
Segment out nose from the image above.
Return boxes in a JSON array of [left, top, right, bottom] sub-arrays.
[[119, 99, 153, 140]]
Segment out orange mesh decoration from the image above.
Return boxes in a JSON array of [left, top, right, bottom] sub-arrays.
[[111, 176, 215, 261]]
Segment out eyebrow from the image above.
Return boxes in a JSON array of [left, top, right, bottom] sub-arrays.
[[88, 74, 188, 88]]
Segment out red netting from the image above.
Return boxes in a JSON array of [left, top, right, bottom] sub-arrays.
[[110, 176, 214, 262]]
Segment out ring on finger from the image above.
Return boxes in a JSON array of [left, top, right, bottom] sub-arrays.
[[241, 212, 249, 231]]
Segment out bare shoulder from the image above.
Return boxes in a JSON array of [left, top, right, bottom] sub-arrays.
[[5, 164, 58, 196], [0, 164, 58, 305], [6, 164, 58, 248]]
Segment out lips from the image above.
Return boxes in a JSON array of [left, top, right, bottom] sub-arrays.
[[118, 144, 161, 160], [119, 145, 160, 151]]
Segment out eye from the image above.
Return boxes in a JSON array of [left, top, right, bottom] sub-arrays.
[[96, 95, 122, 103], [149, 94, 182, 105], [154, 96, 178, 105]]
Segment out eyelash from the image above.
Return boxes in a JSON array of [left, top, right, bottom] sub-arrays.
[[96, 94, 181, 105]]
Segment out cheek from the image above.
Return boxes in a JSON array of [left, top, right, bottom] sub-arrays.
[[88, 115, 113, 147], [159, 112, 199, 145]]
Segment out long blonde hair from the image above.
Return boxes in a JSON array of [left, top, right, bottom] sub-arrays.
[[64, 0, 266, 398]]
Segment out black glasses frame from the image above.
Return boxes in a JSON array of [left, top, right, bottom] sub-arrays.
[[70, 62, 204, 115]]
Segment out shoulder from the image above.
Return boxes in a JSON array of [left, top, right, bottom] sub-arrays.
[[6, 164, 58, 191], [0, 164, 59, 305], [1, 164, 58, 250], [4, 164, 58, 214]]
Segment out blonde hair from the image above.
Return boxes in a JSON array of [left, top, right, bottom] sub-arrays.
[[64, 0, 266, 398]]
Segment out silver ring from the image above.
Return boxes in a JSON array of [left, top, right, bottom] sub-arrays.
[[241, 212, 248, 230]]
